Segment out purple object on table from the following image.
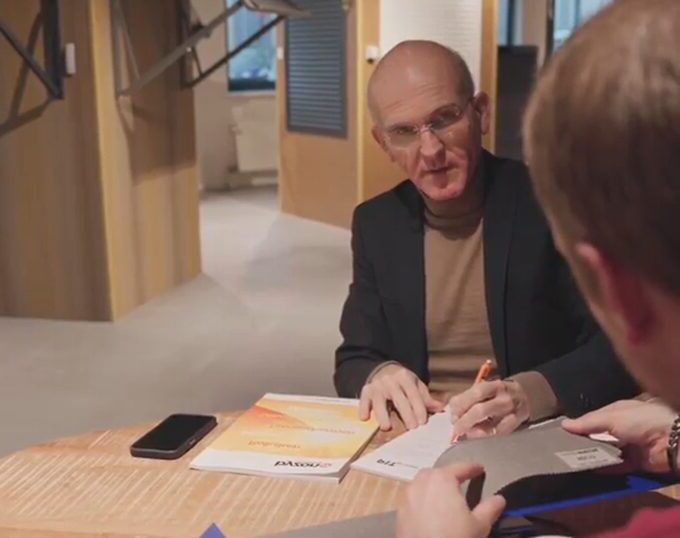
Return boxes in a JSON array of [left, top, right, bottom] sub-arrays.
[[200, 523, 226, 538]]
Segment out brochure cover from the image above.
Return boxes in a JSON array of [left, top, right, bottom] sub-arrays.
[[191, 393, 378, 483]]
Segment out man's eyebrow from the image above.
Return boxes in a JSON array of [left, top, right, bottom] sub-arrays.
[[385, 122, 413, 131], [428, 102, 461, 116]]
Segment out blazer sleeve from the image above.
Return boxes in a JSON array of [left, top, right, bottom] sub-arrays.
[[532, 260, 640, 417], [334, 208, 392, 398]]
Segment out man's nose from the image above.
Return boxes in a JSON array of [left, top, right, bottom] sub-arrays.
[[419, 129, 446, 166]]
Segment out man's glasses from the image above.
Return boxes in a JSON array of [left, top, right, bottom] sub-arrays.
[[384, 100, 472, 148]]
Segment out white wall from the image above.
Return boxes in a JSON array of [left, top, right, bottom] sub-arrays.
[[192, 0, 277, 190], [516, 0, 548, 66], [379, 0, 483, 89]]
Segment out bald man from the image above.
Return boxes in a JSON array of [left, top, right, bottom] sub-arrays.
[[334, 40, 637, 436]]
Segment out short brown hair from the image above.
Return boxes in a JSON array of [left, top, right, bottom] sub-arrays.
[[523, 0, 680, 295]]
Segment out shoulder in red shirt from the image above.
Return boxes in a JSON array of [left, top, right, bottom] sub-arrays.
[[591, 506, 680, 538]]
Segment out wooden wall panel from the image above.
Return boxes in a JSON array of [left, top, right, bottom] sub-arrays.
[[481, 0, 498, 152], [357, 0, 404, 202], [0, 0, 111, 319], [277, 5, 358, 229], [90, 0, 201, 317], [0, 0, 201, 320]]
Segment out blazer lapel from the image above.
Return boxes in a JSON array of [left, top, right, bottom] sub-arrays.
[[482, 153, 518, 376], [395, 183, 428, 381]]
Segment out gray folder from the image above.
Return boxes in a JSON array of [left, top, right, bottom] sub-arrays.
[[438, 421, 622, 504], [264, 423, 621, 537]]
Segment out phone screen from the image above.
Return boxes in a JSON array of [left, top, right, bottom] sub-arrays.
[[132, 414, 215, 452]]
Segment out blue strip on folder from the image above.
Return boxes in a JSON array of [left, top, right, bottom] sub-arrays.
[[505, 473, 676, 517]]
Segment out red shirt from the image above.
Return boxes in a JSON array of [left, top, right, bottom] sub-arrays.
[[592, 506, 680, 537]]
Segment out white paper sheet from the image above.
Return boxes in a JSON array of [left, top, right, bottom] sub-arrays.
[[351, 411, 453, 481]]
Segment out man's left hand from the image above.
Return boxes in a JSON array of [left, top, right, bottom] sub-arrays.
[[562, 399, 676, 474], [396, 463, 506, 538], [449, 380, 530, 439]]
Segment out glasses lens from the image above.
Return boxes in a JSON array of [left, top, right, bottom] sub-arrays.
[[430, 105, 464, 132], [388, 125, 418, 147]]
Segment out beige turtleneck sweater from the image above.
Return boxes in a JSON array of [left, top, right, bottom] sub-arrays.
[[423, 195, 493, 396], [368, 175, 560, 422], [422, 187, 559, 421]]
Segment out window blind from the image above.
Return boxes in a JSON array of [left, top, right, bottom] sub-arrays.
[[285, 0, 346, 136]]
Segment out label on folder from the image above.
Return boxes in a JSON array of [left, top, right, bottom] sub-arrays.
[[556, 447, 622, 470]]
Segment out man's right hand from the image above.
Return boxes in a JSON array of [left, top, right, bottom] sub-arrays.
[[359, 364, 444, 431]]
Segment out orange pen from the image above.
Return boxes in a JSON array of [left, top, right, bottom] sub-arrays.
[[451, 359, 494, 443]]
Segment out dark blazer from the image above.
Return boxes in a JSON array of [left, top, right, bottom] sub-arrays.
[[335, 151, 638, 418]]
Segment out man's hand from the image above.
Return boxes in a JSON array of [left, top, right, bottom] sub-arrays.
[[396, 463, 506, 538], [562, 399, 676, 474], [359, 364, 443, 431], [449, 380, 530, 439]]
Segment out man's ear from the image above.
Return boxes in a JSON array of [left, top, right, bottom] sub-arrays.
[[575, 242, 654, 346], [472, 92, 491, 135], [372, 125, 395, 162]]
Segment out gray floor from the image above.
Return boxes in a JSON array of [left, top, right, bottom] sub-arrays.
[[0, 186, 349, 457]]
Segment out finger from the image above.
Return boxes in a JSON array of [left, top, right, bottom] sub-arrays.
[[418, 383, 445, 412], [467, 424, 495, 439], [402, 380, 428, 426], [438, 462, 485, 484], [359, 386, 372, 420], [372, 394, 392, 431], [472, 494, 506, 531], [495, 413, 520, 435], [562, 409, 616, 435], [618, 445, 651, 473], [389, 384, 419, 430], [452, 395, 514, 438], [465, 413, 517, 439], [449, 381, 504, 417]]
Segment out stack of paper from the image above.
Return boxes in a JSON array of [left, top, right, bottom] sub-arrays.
[[351, 413, 621, 483], [351, 411, 452, 481], [191, 393, 378, 483]]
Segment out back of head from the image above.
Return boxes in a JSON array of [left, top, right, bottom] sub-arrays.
[[523, 0, 680, 296]]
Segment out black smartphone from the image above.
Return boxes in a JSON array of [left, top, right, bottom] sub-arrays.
[[130, 414, 217, 460]]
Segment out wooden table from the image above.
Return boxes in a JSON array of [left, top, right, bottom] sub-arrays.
[[0, 412, 403, 538], [0, 412, 678, 538]]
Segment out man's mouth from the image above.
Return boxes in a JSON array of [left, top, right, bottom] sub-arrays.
[[426, 165, 453, 174]]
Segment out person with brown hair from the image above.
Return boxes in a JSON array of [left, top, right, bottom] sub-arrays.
[[396, 0, 680, 536]]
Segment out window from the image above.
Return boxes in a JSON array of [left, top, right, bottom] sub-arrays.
[[497, 0, 517, 46], [554, 0, 612, 49], [226, 0, 277, 92]]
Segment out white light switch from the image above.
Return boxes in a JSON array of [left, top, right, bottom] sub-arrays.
[[64, 43, 76, 75], [365, 44, 381, 63]]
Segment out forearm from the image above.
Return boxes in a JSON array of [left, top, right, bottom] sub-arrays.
[[534, 332, 639, 417]]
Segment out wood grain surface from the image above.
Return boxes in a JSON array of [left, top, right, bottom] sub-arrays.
[[0, 412, 402, 538]]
